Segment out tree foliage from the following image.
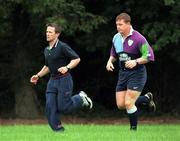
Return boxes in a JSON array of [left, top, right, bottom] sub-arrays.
[[0, 0, 106, 117], [0, 0, 180, 117]]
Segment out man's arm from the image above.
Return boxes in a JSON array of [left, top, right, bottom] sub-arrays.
[[66, 58, 81, 70], [58, 58, 81, 74], [106, 56, 117, 71], [30, 65, 50, 85], [36, 65, 50, 78], [125, 57, 149, 69], [135, 57, 149, 65]]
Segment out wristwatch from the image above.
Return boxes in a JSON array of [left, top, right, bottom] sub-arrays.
[[135, 59, 139, 65], [66, 66, 71, 71]]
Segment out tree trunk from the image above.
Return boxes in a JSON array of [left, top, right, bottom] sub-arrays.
[[12, 47, 42, 118], [14, 80, 41, 118]]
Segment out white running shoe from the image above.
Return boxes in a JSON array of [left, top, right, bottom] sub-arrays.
[[79, 91, 93, 109]]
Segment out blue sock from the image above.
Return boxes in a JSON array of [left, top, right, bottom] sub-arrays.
[[127, 106, 138, 130], [135, 96, 149, 105]]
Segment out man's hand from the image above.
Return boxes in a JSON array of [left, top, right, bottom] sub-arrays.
[[106, 61, 114, 71], [30, 75, 39, 85], [125, 60, 137, 69], [58, 66, 69, 74]]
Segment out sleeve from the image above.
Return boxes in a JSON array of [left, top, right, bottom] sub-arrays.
[[45, 58, 48, 66], [44, 48, 48, 66], [110, 45, 117, 58], [62, 43, 80, 60], [139, 38, 155, 61]]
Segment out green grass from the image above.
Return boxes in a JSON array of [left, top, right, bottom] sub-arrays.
[[1, 124, 180, 141]]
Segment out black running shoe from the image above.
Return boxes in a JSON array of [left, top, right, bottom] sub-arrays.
[[145, 92, 156, 112]]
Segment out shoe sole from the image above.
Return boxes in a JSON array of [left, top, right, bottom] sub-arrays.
[[148, 93, 156, 112], [149, 101, 156, 112], [85, 96, 93, 109], [80, 91, 93, 109]]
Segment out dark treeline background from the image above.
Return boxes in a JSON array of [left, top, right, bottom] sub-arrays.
[[0, 0, 179, 118]]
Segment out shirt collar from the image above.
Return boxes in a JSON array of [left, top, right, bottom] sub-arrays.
[[121, 26, 134, 43], [54, 39, 59, 48], [128, 26, 133, 36], [48, 39, 59, 50]]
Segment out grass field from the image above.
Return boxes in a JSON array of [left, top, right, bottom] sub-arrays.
[[1, 124, 180, 141]]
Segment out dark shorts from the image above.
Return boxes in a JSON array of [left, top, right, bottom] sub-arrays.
[[116, 66, 147, 92]]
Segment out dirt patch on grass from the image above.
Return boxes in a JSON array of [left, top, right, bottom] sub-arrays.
[[0, 116, 180, 125]]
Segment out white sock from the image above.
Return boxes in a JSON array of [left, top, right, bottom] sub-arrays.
[[127, 106, 137, 114]]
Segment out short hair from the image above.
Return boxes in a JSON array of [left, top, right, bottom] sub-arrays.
[[116, 13, 131, 23], [46, 23, 62, 33]]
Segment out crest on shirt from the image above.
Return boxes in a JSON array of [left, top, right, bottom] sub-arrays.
[[119, 53, 131, 61], [128, 39, 134, 46]]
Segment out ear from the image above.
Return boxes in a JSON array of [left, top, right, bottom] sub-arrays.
[[56, 33, 60, 37]]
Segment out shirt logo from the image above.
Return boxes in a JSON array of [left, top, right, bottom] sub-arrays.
[[119, 53, 131, 61], [147, 53, 151, 57], [128, 39, 134, 46], [133, 86, 138, 90]]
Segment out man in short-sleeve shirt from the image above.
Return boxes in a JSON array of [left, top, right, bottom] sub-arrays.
[[30, 23, 93, 132], [106, 13, 156, 130]]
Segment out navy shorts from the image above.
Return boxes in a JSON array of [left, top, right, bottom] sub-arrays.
[[116, 66, 147, 92]]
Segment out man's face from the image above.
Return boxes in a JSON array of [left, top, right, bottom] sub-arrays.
[[46, 26, 59, 42], [116, 19, 130, 35]]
